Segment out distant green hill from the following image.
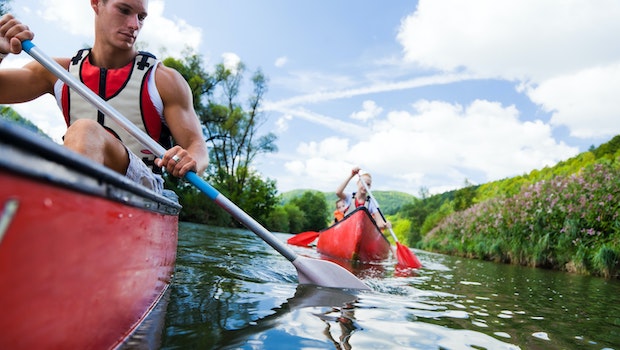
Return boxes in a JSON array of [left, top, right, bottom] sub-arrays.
[[280, 188, 416, 215]]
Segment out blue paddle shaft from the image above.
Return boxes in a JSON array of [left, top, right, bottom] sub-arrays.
[[184, 172, 298, 261]]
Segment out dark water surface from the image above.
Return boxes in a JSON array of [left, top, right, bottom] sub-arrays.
[[159, 222, 619, 349]]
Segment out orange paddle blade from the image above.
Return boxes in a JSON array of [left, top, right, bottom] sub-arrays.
[[287, 231, 320, 247], [395, 242, 422, 269]]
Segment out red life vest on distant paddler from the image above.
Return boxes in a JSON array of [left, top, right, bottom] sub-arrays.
[[344, 192, 374, 216], [56, 48, 171, 172]]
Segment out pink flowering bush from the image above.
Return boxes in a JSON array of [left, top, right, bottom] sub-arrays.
[[422, 159, 620, 278]]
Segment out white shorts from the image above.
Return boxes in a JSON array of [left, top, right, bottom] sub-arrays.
[[125, 150, 164, 193]]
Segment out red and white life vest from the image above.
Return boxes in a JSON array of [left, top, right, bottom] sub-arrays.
[[344, 192, 373, 216], [57, 48, 171, 172]]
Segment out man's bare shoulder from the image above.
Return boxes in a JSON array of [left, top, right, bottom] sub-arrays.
[[154, 63, 191, 100], [154, 63, 187, 85]]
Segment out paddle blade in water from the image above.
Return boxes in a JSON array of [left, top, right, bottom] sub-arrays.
[[287, 231, 320, 247], [293, 256, 370, 290], [396, 242, 422, 269]]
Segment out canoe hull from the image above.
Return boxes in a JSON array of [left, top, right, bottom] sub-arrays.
[[0, 120, 180, 349], [316, 207, 391, 263]]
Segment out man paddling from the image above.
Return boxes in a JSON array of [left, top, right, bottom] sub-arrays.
[[0, 0, 208, 194]]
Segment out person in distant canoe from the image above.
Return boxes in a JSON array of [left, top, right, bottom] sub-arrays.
[[336, 166, 391, 230], [334, 198, 347, 223], [0, 0, 209, 194]]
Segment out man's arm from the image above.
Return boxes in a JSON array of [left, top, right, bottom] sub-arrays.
[[154, 64, 209, 178], [0, 14, 59, 104], [0, 59, 60, 104]]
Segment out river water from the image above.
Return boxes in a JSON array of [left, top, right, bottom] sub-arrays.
[[158, 222, 619, 349]]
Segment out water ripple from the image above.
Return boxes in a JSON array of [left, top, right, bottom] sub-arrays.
[[160, 223, 620, 349]]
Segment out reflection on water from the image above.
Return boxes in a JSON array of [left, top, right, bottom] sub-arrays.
[[219, 285, 360, 349], [120, 287, 171, 349], [160, 222, 620, 349]]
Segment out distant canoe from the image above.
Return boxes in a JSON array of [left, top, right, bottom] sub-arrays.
[[316, 207, 391, 263], [0, 120, 180, 349]]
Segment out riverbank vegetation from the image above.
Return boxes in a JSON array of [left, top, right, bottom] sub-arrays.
[[398, 136, 620, 279]]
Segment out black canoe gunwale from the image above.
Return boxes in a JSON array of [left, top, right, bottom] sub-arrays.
[[0, 119, 181, 216]]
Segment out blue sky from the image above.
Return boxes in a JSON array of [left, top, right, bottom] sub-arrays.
[[5, 0, 620, 195]]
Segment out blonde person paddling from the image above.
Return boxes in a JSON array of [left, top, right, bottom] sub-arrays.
[[336, 167, 391, 230]]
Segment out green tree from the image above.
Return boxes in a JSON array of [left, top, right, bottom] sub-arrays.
[[163, 52, 219, 114], [201, 62, 278, 215], [453, 178, 477, 212], [265, 205, 289, 233], [162, 53, 279, 227], [290, 191, 329, 231], [165, 175, 230, 226], [265, 202, 307, 233], [235, 171, 279, 225], [285, 203, 306, 233]]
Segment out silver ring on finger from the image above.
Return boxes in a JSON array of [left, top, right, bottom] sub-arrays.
[[171, 155, 181, 163]]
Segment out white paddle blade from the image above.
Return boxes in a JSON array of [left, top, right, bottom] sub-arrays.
[[292, 256, 370, 290]]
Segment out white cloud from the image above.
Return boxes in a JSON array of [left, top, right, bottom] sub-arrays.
[[274, 56, 288, 68], [297, 137, 350, 159], [267, 106, 367, 137], [38, 0, 93, 38], [267, 72, 475, 109], [221, 52, 241, 73], [283, 156, 359, 194], [525, 62, 620, 138], [11, 94, 66, 143], [275, 114, 292, 133], [397, 0, 620, 81], [350, 100, 383, 122], [36, 0, 201, 58], [283, 99, 578, 194], [139, 0, 202, 58], [396, 0, 620, 140], [271, 70, 359, 96]]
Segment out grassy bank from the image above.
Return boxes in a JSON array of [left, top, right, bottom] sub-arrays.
[[418, 159, 620, 278]]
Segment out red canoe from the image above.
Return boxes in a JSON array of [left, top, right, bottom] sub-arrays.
[[316, 207, 391, 263], [0, 120, 180, 349]]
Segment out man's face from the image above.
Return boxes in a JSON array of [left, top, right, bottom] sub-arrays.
[[96, 0, 148, 49]]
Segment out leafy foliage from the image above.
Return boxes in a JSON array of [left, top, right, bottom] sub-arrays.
[[289, 191, 329, 232], [410, 135, 620, 278], [201, 63, 276, 190], [162, 52, 279, 227], [281, 189, 416, 215]]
